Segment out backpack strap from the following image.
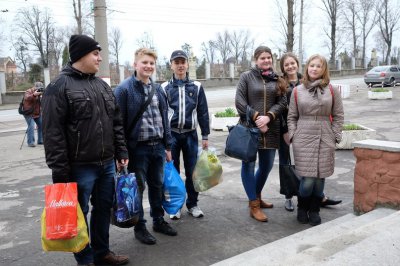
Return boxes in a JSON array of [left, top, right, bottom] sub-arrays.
[[328, 84, 334, 123]]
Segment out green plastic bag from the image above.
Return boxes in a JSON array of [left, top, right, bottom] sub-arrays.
[[41, 204, 89, 253], [193, 149, 223, 192]]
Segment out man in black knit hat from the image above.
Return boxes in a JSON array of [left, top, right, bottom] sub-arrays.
[[42, 34, 129, 266]]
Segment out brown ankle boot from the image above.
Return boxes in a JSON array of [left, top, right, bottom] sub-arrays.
[[249, 199, 268, 222], [257, 193, 274, 208]]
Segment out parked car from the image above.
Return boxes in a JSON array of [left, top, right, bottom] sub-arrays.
[[364, 65, 400, 87]]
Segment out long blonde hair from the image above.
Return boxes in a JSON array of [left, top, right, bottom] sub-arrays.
[[302, 54, 330, 88]]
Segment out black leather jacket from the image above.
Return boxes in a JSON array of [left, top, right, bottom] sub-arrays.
[[42, 63, 128, 182]]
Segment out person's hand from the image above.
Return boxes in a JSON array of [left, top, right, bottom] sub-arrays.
[[166, 150, 172, 162], [33, 90, 43, 97], [283, 133, 290, 145], [255, 115, 270, 129], [259, 124, 268, 133], [202, 140, 209, 150], [116, 158, 129, 172]]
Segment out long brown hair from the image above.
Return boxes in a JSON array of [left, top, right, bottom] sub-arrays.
[[280, 52, 299, 81], [302, 54, 330, 88], [253, 46, 287, 96]]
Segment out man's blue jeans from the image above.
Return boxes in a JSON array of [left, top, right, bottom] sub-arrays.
[[170, 130, 198, 209], [24, 115, 43, 145], [70, 159, 115, 265], [130, 142, 166, 227], [241, 149, 276, 201], [299, 177, 325, 198]]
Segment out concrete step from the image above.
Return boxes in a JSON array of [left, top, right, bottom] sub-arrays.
[[212, 208, 397, 266], [280, 210, 400, 265]]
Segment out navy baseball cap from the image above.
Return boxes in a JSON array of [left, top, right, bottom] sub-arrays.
[[170, 50, 188, 62]]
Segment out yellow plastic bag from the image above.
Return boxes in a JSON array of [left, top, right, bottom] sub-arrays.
[[193, 149, 223, 192], [41, 204, 89, 252]]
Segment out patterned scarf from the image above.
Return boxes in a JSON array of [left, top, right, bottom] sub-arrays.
[[259, 68, 279, 81]]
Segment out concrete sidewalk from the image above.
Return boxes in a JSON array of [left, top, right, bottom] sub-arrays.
[[0, 83, 399, 265]]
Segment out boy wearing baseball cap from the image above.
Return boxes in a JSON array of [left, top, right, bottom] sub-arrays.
[[161, 50, 210, 219]]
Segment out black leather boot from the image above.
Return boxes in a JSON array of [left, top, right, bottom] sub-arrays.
[[297, 196, 310, 224], [309, 196, 322, 226]]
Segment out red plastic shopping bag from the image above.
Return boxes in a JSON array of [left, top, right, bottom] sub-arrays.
[[45, 183, 78, 240]]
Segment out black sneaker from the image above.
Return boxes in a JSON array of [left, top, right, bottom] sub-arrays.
[[134, 226, 156, 245], [297, 209, 309, 224], [153, 220, 177, 236], [308, 212, 321, 226]]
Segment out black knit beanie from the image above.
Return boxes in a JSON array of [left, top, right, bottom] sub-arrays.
[[69, 35, 102, 63]]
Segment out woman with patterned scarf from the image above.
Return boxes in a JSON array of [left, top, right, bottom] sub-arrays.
[[235, 46, 287, 222]]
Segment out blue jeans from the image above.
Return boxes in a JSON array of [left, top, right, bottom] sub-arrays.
[[241, 149, 276, 201], [70, 159, 115, 265], [24, 115, 43, 145], [299, 177, 325, 198], [170, 130, 198, 209], [129, 142, 166, 227]]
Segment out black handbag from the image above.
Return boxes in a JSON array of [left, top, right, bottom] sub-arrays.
[[224, 107, 260, 162], [279, 155, 301, 197]]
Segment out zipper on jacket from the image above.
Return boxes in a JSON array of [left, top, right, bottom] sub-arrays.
[[178, 85, 185, 129], [75, 131, 81, 159], [263, 80, 267, 148], [88, 79, 104, 164]]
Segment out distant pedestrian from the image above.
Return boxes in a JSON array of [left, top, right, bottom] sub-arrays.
[[42, 34, 130, 265], [114, 48, 177, 246], [22, 81, 44, 147], [287, 54, 344, 226], [161, 50, 210, 219], [235, 46, 287, 222]]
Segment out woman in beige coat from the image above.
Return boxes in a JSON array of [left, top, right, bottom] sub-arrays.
[[287, 54, 344, 226]]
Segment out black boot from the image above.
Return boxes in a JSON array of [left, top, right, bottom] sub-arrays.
[[309, 196, 322, 226], [297, 196, 310, 224]]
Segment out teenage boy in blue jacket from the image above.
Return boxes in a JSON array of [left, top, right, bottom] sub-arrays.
[[114, 48, 176, 246], [161, 50, 210, 219]]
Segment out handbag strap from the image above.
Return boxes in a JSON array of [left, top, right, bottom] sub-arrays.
[[126, 82, 156, 137]]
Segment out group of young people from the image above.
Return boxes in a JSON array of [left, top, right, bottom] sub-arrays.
[[235, 46, 344, 226], [40, 34, 344, 266], [41, 35, 208, 266]]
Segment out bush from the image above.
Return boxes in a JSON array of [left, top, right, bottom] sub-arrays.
[[214, 107, 238, 117], [371, 88, 390, 92], [343, 124, 364, 130]]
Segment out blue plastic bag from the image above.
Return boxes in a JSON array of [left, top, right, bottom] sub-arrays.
[[111, 167, 140, 228], [162, 161, 186, 215]]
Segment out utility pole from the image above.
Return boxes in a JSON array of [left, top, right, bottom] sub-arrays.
[[93, 0, 110, 85], [298, 0, 304, 73]]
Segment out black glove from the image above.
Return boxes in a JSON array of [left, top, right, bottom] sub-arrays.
[[52, 175, 69, 184]]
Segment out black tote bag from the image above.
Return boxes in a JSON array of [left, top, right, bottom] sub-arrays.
[[224, 107, 260, 162], [279, 155, 301, 197]]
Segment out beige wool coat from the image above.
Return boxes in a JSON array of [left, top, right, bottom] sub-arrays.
[[287, 80, 344, 178]]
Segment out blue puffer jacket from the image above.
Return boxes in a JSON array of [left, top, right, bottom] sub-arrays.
[[161, 75, 210, 139], [114, 75, 172, 150]]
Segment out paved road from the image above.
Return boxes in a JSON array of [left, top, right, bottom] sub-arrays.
[[0, 77, 399, 266]]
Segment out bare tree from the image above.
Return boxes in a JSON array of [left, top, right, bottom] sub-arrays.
[[13, 36, 31, 75], [376, 0, 400, 64], [356, 0, 377, 66], [136, 32, 156, 50], [72, 0, 93, 34], [230, 30, 245, 63], [14, 6, 56, 68], [275, 0, 297, 52], [181, 43, 192, 57], [373, 31, 387, 61], [201, 41, 217, 65], [343, 0, 360, 57], [109, 27, 123, 67], [72, 0, 83, 34], [321, 0, 344, 66], [214, 30, 232, 76], [108, 27, 123, 82]]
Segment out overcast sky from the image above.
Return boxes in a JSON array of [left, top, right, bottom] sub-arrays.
[[0, 0, 394, 65]]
